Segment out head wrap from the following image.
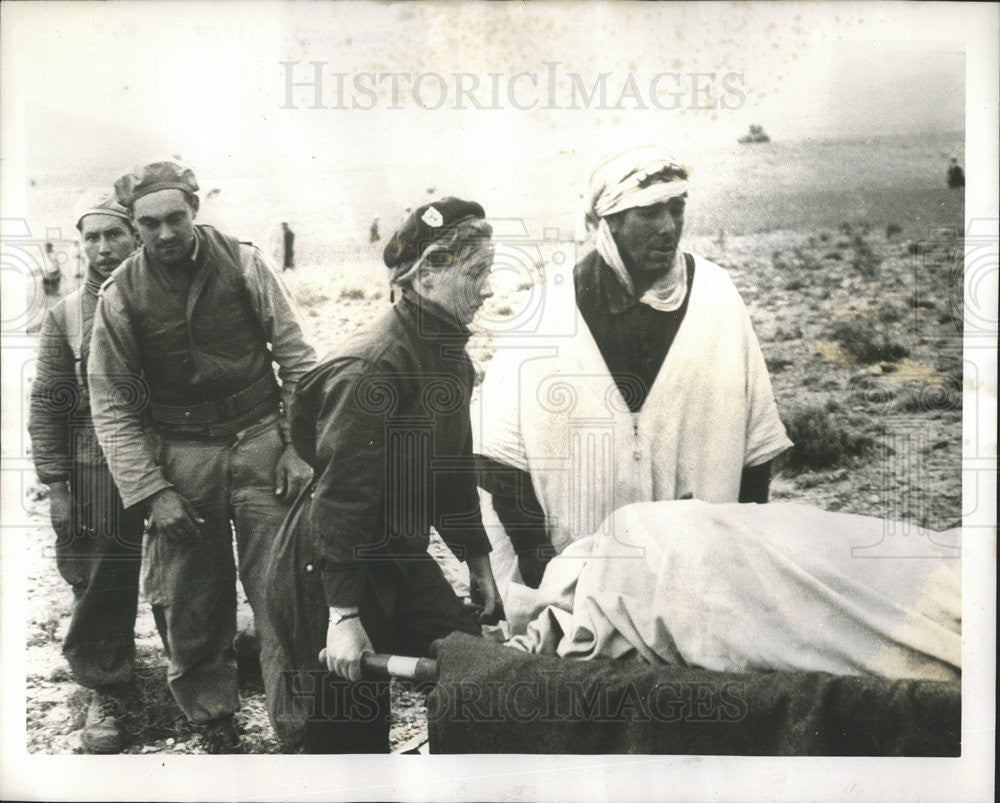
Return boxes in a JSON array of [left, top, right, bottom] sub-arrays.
[[384, 197, 486, 285], [73, 188, 132, 231], [114, 161, 199, 209], [585, 146, 690, 312], [586, 145, 689, 224]]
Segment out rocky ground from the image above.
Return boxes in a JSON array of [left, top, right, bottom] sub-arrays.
[[23, 223, 963, 753]]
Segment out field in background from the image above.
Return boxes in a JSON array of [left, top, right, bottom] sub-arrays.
[[25, 129, 962, 270]]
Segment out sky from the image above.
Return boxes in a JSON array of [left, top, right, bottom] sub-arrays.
[[1, 1, 968, 182]]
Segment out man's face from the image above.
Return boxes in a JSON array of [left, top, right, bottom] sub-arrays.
[[131, 189, 197, 265], [607, 195, 686, 277], [418, 242, 495, 325], [79, 214, 139, 280]]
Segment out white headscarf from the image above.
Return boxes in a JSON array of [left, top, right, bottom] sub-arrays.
[[586, 146, 690, 312]]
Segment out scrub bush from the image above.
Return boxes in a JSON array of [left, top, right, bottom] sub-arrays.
[[827, 321, 908, 363], [779, 403, 875, 473], [850, 235, 880, 278]]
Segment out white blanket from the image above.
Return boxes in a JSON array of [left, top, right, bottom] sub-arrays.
[[505, 500, 961, 682]]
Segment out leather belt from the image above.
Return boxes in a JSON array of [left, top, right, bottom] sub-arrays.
[[149, 373, 279, 427]]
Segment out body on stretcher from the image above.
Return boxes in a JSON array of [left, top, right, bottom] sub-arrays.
[[313, 500, 961, 755]]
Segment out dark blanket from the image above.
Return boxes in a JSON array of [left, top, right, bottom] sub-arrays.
[[427, 633, 961, 756]]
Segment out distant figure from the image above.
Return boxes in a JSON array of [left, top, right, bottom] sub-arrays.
[[369, 217, 380, 243], [281, 221, 295, 270], [43, 242, 62, 296], [946, 157, 964, 189], [72, 241, 85, 279]]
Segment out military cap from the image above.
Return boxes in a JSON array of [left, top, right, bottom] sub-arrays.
[[73, 188, 132, 230], [383, 197, 485, 269], [114, 161, 199, 208]]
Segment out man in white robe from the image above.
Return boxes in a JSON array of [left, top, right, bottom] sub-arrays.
[[474, 145, 792, 593]]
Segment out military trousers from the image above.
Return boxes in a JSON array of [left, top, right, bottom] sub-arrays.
[[144, 413, 303, 745], [56, 459, 145, 689]]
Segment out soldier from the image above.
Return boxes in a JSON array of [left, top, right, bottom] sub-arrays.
[[266, 197, 502, 753], [946, 157, 965, 189], [42, 241, 62, 297], [88, 161, 317, 752], [281, 221, 295, 270], [29, 190, 143, 753]]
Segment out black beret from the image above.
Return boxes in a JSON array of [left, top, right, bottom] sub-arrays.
[[383, 197, 485, 269]]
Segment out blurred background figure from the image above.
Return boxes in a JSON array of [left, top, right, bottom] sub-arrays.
[[72, 241, 86, 280], [369, 216, 380, 243], [43, 241, 62, 297], [946, 156, 964, 189], [281, 221, 295, 270]]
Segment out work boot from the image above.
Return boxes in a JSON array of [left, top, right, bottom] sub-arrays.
[[81, 689, 124, 754], [200, 715, 242, 754]]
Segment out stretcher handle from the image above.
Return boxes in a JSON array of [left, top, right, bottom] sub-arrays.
[[318, 649, 439, 682]]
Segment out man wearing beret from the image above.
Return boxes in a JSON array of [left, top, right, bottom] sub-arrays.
[[29, 190, 144, 753], [265, 197, 501, 753], [476, 145, 792, 594], [88, 161, 316, 752]]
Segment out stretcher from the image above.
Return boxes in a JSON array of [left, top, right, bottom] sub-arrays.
[[326, 635, 962, 756]]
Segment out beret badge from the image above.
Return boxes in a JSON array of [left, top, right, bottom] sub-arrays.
[[421, 206, 444, 228]]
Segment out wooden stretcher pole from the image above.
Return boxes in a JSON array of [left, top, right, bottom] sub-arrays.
[[318, 650, 439, 683]]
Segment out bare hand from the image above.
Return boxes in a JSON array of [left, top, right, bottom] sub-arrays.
[[323, 612, 373, 681], [147, 487, 203, 542], [467, 554, 504, 625], [47, 482, 72, 540], [275, 443, 312, 503]]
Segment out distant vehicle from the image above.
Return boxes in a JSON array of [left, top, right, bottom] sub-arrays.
[[739, 124, 771, 144]]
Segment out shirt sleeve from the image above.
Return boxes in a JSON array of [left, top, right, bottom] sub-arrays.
[[240, 246, 317, 437], [742, 306, 794, 467], [311, 361, 390, 608], [432, 422, 493, 561], [28, 305, 76, 484], [88, 283, 172, 508], [474, 454, 550, 588]]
